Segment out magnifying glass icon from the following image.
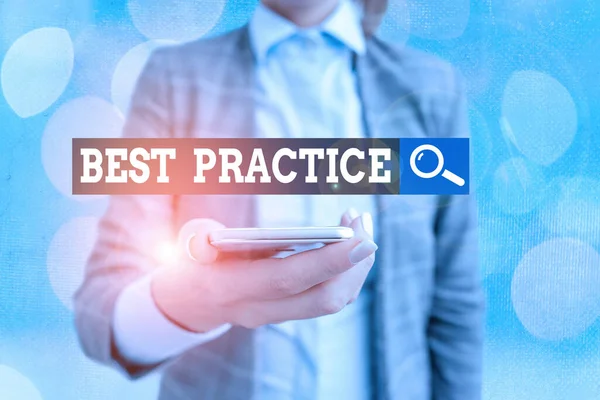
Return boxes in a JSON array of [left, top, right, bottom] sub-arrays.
[[409, 144, 465, 187]]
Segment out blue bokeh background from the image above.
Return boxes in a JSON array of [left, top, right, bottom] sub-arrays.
[[1, 0, 600, 398]]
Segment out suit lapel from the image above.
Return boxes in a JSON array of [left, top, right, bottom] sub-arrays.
[[200, 27, 258, 139]]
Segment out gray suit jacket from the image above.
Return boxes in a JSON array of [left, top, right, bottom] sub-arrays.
[[74, 26, 484, 400]]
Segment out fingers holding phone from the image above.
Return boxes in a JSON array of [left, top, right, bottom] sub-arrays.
[[151, 211, 378, 333]]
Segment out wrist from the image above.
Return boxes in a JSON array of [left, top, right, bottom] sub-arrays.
[[150, 266, 229, 333]]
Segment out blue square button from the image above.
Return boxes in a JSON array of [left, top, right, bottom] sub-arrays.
[[399, 138, 470, 195]]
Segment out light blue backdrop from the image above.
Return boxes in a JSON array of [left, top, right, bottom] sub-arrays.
[[1, 0, 599, 399]]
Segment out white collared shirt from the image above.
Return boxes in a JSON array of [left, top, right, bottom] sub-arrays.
[[250, 2, 375, 399]]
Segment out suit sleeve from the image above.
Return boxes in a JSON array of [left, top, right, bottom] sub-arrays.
[[427, 68, 485, 400], [73, 49, 180, 378]]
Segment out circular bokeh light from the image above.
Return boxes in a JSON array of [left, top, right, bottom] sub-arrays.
[[511, 238, 600, 340], [128, 0, 226, 42], [0, 365, 43, 400], [41, 96, 124, 200], [492, 157, 548, 214], [46, 217, 99, 310], [111, 40, 174, 116], [1, 28, 73, 118], [540, 177, 600, 247], [501, 70, 577, 166]]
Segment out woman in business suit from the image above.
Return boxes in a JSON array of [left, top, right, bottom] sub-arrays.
[[74, 1, 484, 399]]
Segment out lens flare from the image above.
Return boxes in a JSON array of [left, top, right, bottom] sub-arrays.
[[155, 241, 180, 266]]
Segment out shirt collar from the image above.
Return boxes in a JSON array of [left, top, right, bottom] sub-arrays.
[[249, 0, 366, 63], [321, 0, 366, 56]]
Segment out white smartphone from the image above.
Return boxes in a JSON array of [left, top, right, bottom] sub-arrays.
[[209, 226, 354, 253]]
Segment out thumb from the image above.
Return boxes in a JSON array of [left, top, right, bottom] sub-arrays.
[[350, 212, 374, 240], [340, 207, 360, 227], [178, 218, 225, 265]]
